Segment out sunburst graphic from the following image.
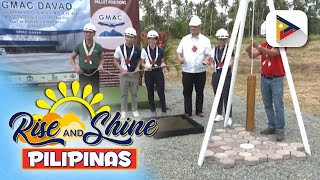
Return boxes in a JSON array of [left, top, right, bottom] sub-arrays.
[[36, 81, 111, 118]]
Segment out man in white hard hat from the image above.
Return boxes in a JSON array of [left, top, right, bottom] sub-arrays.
[[113, 27, 142, 118], [203, 28, 234, 126], [176, 15, 211, 117], [245, 21, 286, 141], [70, 22, 104, 120], [141, 30, 167, 117]]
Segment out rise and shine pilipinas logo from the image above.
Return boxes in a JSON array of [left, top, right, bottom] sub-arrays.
[[9, 81, 158, 170]]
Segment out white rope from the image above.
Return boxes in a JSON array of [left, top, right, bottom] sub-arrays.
[[250, 0, 255, 74], [81, 64, 181, 77]]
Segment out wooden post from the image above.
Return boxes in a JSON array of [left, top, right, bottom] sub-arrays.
[[246, 75, 256, 131]]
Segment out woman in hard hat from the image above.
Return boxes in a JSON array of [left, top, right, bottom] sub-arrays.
[[245, 21, 286, 141], [113, 27, 142, 118], [70, 22, 104, 120], [203, 28, 234, 125], [141, 30, 167, 117]]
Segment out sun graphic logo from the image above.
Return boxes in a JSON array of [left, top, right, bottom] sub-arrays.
[[9, 81, 111, 146]]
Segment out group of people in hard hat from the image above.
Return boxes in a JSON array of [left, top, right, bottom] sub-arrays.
[[70, 24, 167, 119], [70, 15, 286, 141]]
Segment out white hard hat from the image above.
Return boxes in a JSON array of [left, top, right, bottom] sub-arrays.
[[260, 21, 266, 37], [124, 27, 137, 37], [215, 28, 229, 38], [147, 30, 159, 38], [189, 15, 202, 26], [83, 23, 96, 32]]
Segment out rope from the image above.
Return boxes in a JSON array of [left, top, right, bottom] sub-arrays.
[[82, 49, 248, 77], [250, 0, 256, 74], [81, 64, 181, 77]]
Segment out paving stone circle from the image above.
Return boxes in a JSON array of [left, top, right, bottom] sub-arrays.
[[209, 125, 307, 168]]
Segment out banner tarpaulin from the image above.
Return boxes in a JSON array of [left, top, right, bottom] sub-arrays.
[[90, 0, 140, 87], [0, 0, 140, 87]]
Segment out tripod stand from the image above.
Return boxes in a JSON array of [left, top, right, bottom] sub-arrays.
[[198, 0, 311, 167]]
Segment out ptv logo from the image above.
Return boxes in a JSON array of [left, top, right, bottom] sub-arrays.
[[266, 10, 308, 47]]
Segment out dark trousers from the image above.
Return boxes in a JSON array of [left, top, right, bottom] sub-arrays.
[[145, 70, 166, 112], [211, 70, 232, 117], [79, 68, 100, 117], [182, 71, 206, 115]]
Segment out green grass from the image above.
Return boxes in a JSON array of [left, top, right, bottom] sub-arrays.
[[21, 85, 159, 113], [100, 85, 159, 111]]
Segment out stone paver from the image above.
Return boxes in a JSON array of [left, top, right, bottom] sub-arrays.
[[290, 143, 304, 151], [243, 135, 256, 141], [227, 130, 239, 134], [208, 143, 221, 148], [236, 139, 249, 144], [210, 148, 225, 153], [255, 144, 269, 150], [213, 141, 227, 146], [223, 137, 236, 143], [249, 140, 262, 145], [262, 141, 276, 146], [276, 150, 291, 160], [231, 134, 243, 139], [239, 152, 252, 158], [227, 142, 241, 148], [234, 127, 246, 131], [207, 125, 308, 168], [205, 150, 215, 157], [224, 150, 238, 156], [269, 145, 283, 150], [220, 158, 236, 168], [256, 137, 269, 141], [291, 151, 307, 160], [261, 149, 276, 155], [215, 129, 226, 133], [214, 153, 229, 161], [244, 156, 259, 166], [268, 154, 283, 162], [229, 155, 244, 164], [211, 136, 223, 141], [276, 142, 289, 147], [220, 145, 233, 151], [282, 146, 297, 151], [247, 148, 261, 153], [219, 133, 231, 138], [252, 152, 268, 162], [232, 147, 246, 153]]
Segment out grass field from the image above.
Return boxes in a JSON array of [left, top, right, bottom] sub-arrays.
[[164, 37, 320, 117]]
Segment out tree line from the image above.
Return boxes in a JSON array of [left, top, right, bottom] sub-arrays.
[[139, 0, 320, 39]]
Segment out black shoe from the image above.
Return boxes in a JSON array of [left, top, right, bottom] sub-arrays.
[[260, 127, 276, 135], [196, 112, 205, 117], [276, 130, 285, 141], [183, 113, 191, 117]]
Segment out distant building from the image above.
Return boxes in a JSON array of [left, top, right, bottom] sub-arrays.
[[0, 29, 83, 54]]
